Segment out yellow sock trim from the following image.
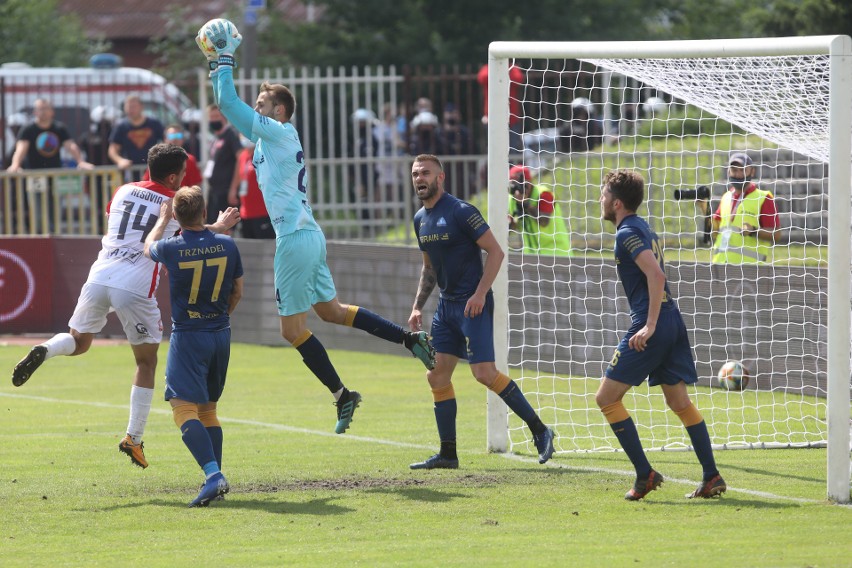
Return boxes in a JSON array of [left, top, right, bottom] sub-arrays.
[[674, 403, 703, 427], [431, 383, 455, 402], [172, 403, 199, 429], [601, 401, 630, 424], [292, 329, 313, 348], [488, 372, 511, 394], [198, 408, 221, 428], [344, 305, 359, 327]]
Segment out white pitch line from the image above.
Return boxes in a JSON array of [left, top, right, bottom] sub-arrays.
[[500, 452, 852, 507], [2, 391, 849, 506], [0, 391, 433, 450]]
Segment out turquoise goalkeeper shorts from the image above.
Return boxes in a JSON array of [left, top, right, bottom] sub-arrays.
[[273, 228, 337, 316]]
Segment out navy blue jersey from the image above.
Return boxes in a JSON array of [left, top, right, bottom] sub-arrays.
[[614, 214, 676, 321], [150, 229, 243, 332], [414, 193, 490, 301]]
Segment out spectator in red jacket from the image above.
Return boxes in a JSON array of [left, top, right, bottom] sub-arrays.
[[236, 140, 274, 239]]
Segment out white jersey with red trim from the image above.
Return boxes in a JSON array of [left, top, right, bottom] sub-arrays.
[[86, 181, 178, 298]]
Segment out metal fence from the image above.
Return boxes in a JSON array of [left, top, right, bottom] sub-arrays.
[[198, 64, 489, 243]]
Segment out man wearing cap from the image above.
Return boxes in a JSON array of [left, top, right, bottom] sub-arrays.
[[508, 165, 572, 256], [710, 153, 780, 264]]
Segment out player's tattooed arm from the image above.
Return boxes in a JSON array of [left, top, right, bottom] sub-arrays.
[[409, 253, 435, 331], [414, 264, 437, 311]]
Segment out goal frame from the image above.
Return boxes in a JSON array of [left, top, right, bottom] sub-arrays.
[[485, 36, 852, 503]]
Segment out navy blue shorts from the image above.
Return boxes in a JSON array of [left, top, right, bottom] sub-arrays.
[[605, 309, 698, 387], [430, 294, 495, 364], [164, 328, 231, 403]]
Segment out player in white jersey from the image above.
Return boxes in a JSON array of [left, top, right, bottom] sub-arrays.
[[198, 20, 435, 435], [11, 143, 240, 468]]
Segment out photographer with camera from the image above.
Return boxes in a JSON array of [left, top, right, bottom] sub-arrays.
[[710, 153, 779, 264], [507, 165, 572, 256]]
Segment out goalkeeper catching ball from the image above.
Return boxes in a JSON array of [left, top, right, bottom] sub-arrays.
[[196, 19, 436, 435]]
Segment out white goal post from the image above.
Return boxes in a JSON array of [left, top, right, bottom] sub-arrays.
[[486, 36, 852, 503]]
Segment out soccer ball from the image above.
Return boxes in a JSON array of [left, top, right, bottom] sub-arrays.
[[717, 360, 750, 391], [197, 18, 240, 57]]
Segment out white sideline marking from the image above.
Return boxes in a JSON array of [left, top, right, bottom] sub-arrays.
[[2, 391, 849, 506], [0, 392, 433, 450]]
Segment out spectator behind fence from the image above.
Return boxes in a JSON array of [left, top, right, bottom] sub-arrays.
[[477, 63, 524, 154], [6, 98, 93, 233], [374, 103, 406, 218], [409, 111, 442, 156], [79, 105, 121, 234], [350, 108, 379, 221], [143, 124, 203, 188], [7, 98, 92, 172], [181, 108, 203, 161], [439, 102, 476, 199], [508, 165, 572, 257], [79, 105, 120, 167], [204, 104, 243, 225], [109, 94, 165, 181], [557, 97, 603, 154], [711, 152, 780, 264], [235, 136, 274, 239]]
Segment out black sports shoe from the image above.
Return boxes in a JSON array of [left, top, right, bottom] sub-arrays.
[[334, 390, 362, 434], [12, 345, 47, 387], [409, 453, 459, 470], [686, 474, 727, 499], [533, 427, 555, 464], [625, 469, 664, 501], [404, 331, 436, 370]]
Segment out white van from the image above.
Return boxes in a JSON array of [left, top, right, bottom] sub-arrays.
[[1, 54, 196, 159]]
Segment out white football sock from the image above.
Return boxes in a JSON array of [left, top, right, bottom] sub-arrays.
[[332, 387, 344, 401], [126, 385, 154, 444], [42, 333, 76, 359]]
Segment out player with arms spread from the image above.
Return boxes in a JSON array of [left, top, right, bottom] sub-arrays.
[[11, 143, 240, 469], [144, 186, 243, 507], [407, 154, 554, 469], [597, 169, 726, 500], [196, 19, 435, 434]]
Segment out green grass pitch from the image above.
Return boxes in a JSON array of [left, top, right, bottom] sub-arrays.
[[0, 342, 850, 567]]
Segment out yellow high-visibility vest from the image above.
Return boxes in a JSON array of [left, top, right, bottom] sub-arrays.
[[509, 184, 572, 256], [712, 186, 773, 264]]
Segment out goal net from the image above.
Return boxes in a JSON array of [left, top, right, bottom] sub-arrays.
[[485, 37, 852, 502]]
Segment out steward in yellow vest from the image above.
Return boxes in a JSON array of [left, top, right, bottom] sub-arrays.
[[508, 165, 573, 256], [711, 153, 780, 264]]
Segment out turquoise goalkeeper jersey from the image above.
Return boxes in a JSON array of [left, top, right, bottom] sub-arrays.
[[213, 66, 320, 237]]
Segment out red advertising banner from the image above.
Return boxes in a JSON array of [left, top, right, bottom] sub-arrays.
[[0, 238, 54, 332]]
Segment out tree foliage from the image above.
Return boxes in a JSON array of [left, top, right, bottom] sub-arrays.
[[259, 0, 672, 68], [0, 0, 108, 67], [253, 0, 852, 68], [144, 0, 852, 78]]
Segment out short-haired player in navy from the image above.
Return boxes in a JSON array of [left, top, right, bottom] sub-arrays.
[[407, 154, 555, 470], [597, 169, 726, 501], [145, 185, 243, 507]]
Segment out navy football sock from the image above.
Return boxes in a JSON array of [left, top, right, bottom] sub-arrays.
[[685, 421, 719, 481], [434, 398, 457, 453], [497, 380, 546, 435], [609, 417, 652, 478], [206, 426, 223, 469], [180, 419, 218, 471], [296, 334, 345, 393], [351, 307, 406, 344]]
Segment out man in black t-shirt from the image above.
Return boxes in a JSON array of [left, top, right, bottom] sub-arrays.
[[108, 94, 165, 181], [203, 104, 242, 225], [6, 98, 93, 233], [6, 98, 91, 171]]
